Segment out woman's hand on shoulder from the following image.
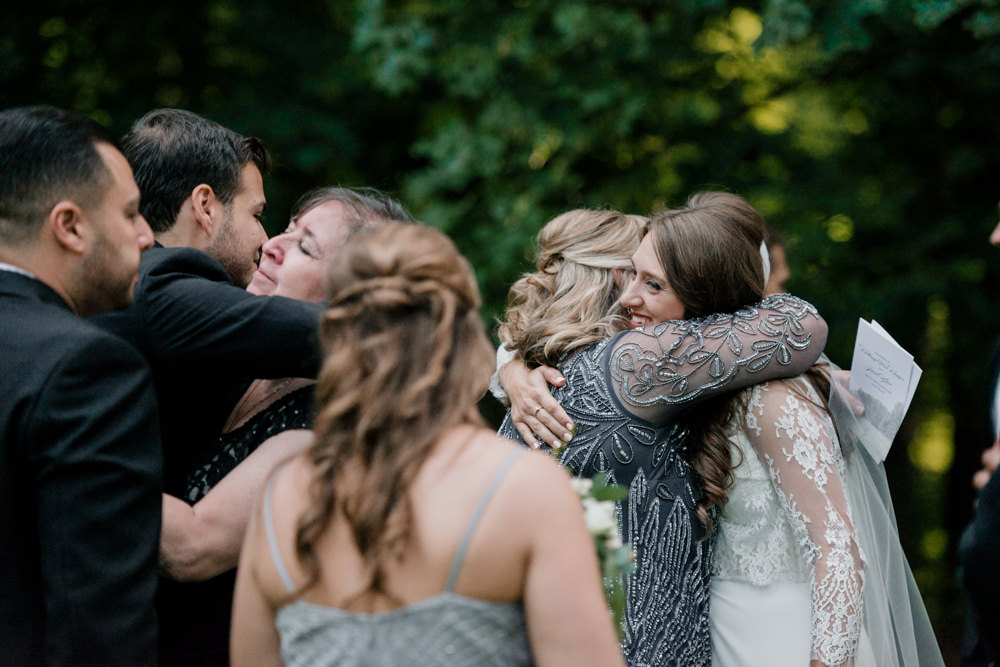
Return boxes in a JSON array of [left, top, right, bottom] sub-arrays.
[[499, 359, 575, 449]]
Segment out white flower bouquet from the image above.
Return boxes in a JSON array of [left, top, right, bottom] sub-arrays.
[[568, 471, 634, 637]]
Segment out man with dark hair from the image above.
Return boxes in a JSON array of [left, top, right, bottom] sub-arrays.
[[93, 108, 320, 506], [122, 108, 271, 288], [89, 108, 317, 666], [0, 105, 161, 666]]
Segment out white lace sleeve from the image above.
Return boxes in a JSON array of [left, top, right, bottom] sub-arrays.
[[743, 378, 865, 667], [488, 343, 516, 401]]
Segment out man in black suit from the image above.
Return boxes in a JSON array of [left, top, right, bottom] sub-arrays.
[[0, 106, 162, 665], [94, 109, 323, 500], [960, 207, 1000, 666], [91, 109, 326, 666]]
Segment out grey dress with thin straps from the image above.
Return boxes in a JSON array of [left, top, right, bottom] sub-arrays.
[[263, 449, 533, 667]]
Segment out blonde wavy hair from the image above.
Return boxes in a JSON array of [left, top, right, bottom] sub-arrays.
[[295, 223, 495, 608], [497, 209, 647, 367]]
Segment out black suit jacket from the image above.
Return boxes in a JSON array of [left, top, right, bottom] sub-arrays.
[[91, 245, 323, 665], [961, 468, 1000, 665], [961, 337, 1000, 666], [0, 270, 162, 666]]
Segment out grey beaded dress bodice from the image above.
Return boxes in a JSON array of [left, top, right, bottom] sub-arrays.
[[498, 294, 825, 667], [266, 449, 532, 667]]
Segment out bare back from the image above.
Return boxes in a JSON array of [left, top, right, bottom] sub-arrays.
[[237, 426, 624, 666]]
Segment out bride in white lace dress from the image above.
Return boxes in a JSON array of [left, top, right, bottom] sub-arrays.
[[711, 373, 873, 666], [711, 358, 950, 667]]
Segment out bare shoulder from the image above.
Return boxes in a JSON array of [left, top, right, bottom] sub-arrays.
[[266, 450, 314, 512], [469, 431, 578, 513], [261, 428, 313, 450]]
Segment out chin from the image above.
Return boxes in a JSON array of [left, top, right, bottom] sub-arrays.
[[246, 277, 273, 296]]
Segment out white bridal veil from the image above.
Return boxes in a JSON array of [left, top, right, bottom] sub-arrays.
[[827, 365, 946, 666]]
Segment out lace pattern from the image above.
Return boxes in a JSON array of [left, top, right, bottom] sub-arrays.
[[183, 386, 313, 502], [712, 427, 810, 586], [609, 294, 821, 424], [723, 379, 865, 667]]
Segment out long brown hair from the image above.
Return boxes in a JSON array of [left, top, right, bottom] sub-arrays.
[[646, 192, 768, 532], [295, 223, 495, 608], [498, 209, 646, 367]]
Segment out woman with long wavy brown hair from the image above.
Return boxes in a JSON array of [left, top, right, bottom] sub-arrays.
[[230, 223, 624, 666]]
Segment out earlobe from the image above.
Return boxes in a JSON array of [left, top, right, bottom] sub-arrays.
[[48, 201, 90, 255]]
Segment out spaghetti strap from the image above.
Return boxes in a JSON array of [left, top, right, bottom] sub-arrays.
[[263, 465, 297, 593], [445, 448, 525, 592]]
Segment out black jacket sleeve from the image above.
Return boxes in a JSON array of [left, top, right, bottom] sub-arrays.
[[98, 247, 325, 380], [28, 334, 162, 667], [960, 468, 1000, 660]]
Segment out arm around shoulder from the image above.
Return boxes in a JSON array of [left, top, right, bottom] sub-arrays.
[[140, 249, 324, 378], [160, 429, 313, 581], [608, 293, 827, 423]]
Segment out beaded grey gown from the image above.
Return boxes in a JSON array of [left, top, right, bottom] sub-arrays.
[[498, 294, 826, 667]]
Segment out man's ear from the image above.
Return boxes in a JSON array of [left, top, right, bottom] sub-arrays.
[[191, 183, 220, 238], [47, 201, 91, 255]]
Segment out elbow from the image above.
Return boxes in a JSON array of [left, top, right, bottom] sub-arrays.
[[812, 315, 829, 356], [160, 540, 226, 582], [159, 524, 234, 582]]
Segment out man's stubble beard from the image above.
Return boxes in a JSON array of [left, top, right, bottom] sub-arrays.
[[206, 209, 255, 289], [77, 229, 136, 316]]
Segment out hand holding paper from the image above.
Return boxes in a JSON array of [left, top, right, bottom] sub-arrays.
[[845, 319, 922, 462]]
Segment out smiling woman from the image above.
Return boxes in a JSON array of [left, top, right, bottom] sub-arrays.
[[158, 187, 413, 589], [248, 200, 353, 301], [619, 233, 685, 327]]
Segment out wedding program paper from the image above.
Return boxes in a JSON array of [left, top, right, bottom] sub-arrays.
[[847, 319, 922, 462]]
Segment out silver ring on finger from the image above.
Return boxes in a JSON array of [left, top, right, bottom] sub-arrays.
[[533, 405, 541, 417]]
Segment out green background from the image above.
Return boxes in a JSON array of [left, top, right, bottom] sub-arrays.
[[7, 1, 1000, 661]]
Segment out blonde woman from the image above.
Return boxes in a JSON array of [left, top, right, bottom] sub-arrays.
[[231, 223, 624, 666]]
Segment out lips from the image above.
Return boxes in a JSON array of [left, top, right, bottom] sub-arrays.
[[254, 268, 276, 286], [626, 308, 651, 329]]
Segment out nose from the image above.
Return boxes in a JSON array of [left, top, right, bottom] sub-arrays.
[[136, 214, 154, 252], [261, 234, 287, 264], [991, 221, 1000, 247], [620, 274, 641, 307]]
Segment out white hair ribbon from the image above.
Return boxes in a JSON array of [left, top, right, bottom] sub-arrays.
[[760, 241, 771, 286]]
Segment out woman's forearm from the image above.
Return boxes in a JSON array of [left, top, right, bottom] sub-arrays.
[[158, 429, 313, 581]]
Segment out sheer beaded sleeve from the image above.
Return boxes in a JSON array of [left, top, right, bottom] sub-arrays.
[[744, 378, 865, 667], [607, 294, 827, 424]]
